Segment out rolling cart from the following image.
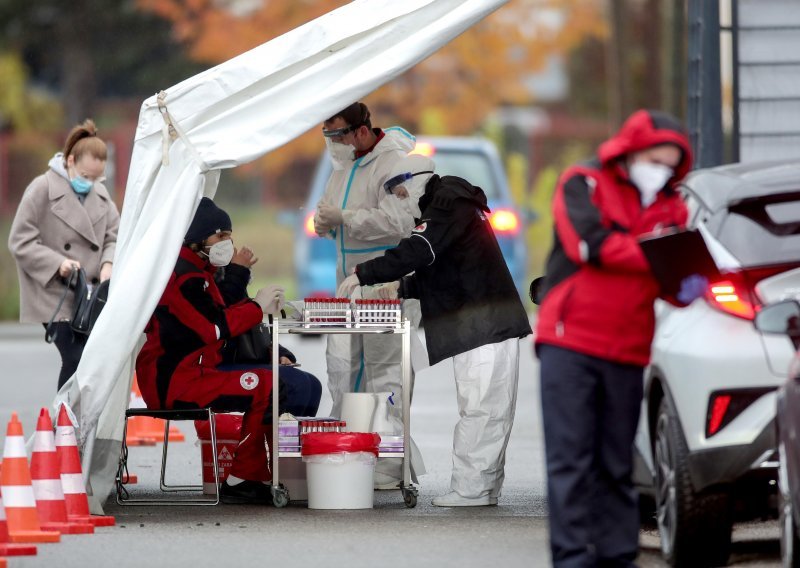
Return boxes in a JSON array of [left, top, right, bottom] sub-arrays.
[[267, 298, 418, 509]]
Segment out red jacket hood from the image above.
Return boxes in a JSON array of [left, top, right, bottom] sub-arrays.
[[598, 109, 693, 186]]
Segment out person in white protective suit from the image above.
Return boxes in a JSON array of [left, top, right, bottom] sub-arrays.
[[313, 102, 426, 488], [338, 156, 532, 506]]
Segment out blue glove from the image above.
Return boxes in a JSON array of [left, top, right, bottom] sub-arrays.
[[677, 274, 708, 305]]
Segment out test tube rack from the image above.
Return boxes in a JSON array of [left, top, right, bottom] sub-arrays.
[[353, 298, 402, 328], [300, 297, 402, 328], [302, 297, 352, 328]]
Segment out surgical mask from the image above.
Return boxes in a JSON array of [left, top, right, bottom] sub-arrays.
[[204, 239, 235, 267], [70, 176, 93, 195], [629, 161, 674, 207], [326, 138, 354, 170]]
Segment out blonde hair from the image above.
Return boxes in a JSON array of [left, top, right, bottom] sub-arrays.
[[63, 119, 107, 164]]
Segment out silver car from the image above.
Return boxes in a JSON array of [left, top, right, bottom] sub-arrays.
[[633, 161, 800, 566]]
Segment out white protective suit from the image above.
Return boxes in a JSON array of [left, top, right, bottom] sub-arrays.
[[450, 337, 520, 499], [316, 126, 426, 483]]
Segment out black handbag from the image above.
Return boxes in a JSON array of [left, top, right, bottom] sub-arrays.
[[45, 268, 110, 343], [221, 311, 286, 365]]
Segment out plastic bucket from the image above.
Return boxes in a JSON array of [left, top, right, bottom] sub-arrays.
[[195, 414, 242, 494], [302, 432, 380, 509]]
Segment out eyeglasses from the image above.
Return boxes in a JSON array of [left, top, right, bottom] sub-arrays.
[[322, 124, 362, 138]]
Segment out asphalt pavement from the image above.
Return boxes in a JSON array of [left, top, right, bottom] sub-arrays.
[[0, 322, 780, 567]]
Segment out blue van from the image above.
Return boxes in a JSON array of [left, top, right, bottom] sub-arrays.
[[295, 136, 526, 297]]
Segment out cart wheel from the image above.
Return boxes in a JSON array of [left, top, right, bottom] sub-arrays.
[[403, 489, 418, 508], [272, 486, 290, 508]]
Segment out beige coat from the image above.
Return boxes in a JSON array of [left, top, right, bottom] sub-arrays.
[[8, 168, 120, 323]]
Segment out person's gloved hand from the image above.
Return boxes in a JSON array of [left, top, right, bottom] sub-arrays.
[[318, 204, 344, 227], [254, 285, 286, 314], [676, 274, 708, 305], [336, 273, 360, 298], [375, 281, 400, 299], [313, 211, 331, 237]]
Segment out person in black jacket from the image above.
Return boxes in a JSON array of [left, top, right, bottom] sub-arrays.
[[338, 156, 532, 507]]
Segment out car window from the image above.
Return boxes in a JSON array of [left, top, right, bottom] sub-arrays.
[[431, 150, 499, 200], [711, 193, 800, 266]]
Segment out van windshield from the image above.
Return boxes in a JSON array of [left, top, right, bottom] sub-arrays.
[[431, 150, 499, 200]]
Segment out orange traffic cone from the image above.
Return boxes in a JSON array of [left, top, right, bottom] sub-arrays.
[[30, 409, 93, 535], [0, 464, 37, 556], [0, 413, 60, 543], [55, 406, 114, 528], [126, 374, 184, 444]]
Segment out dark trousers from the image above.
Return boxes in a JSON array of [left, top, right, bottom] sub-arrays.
[[538, 344, 644, 568], [46, 322, 88, 391]]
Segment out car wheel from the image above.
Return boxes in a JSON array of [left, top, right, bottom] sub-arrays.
[[778, 441, 800, 568], [654, 398, 733, 567]]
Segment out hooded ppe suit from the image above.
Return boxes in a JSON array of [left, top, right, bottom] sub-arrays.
[[355, 172, 531, 501], [315, 127, 425, 483]]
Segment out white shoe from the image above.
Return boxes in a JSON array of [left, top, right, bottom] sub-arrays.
[[431, 491, 498, 507]]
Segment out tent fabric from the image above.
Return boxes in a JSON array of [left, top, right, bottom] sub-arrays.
[[52, 0, 508, 513]]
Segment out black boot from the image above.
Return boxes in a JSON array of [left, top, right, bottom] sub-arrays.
[[220, 480, 273, 505]]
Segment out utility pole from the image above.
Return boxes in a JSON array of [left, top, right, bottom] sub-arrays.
[[606, 0, 631, 128]]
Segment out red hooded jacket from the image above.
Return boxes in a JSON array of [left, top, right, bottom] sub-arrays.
[[535, 110, 693, 366]]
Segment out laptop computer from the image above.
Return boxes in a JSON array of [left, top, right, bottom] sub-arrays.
[[638, 229, 721, 296]]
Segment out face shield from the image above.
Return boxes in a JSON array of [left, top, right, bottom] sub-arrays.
[[383, 155, 436, 217]]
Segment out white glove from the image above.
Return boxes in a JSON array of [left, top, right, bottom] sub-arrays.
[[254, 285, 286, 315], [313, 211, 330, 237], [375, 281, 400, 299], [336, 274, 360, 298], [363, 281, 400, 299], [318, 203, 344, 227]]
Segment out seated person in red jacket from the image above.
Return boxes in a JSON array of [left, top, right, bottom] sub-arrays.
[[136, 197, 321, 504]]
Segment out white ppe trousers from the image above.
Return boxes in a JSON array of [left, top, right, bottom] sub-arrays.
[[450, 337, 520, 498]]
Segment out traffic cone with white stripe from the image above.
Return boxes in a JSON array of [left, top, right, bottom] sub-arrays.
[[126, 374, 184, 445], [55, 405, 114, 527], [31, 409, 93, 535], [0, 413, 59, 543], [0, 464, 37, 556]]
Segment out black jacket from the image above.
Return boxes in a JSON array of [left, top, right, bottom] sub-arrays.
[[356, 175, 531, 365]]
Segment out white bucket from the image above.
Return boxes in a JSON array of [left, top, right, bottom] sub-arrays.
[[303, 451, 377, 509], [341, 392, 399, 434]]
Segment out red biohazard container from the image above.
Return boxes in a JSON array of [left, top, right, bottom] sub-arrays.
[[194, 414, 243, 494]]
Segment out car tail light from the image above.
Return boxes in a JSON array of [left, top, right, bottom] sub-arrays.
[[706, 388, 774, 438], [704, 265, 794, 321], [489, 209, 520, 235], [304, 211, 317, 237], [410, 142, 436, 157], [707, 394, 731, 436], [705, 275, 756, 320]]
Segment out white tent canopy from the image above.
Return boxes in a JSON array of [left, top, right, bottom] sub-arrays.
[[54, 0, 509, 512]]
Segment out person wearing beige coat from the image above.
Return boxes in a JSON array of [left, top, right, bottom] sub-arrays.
[[8, 119, 120, 390]]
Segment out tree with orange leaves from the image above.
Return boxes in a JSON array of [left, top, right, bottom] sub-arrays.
[[138, 0, 605, 189]]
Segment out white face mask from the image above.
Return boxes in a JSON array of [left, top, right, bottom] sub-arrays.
[[204, 239, 234, 267], [325, 138, 355, 170], [629, 161, 674, 207]]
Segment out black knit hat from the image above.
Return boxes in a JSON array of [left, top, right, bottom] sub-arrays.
[[184, 197, 232, 244]]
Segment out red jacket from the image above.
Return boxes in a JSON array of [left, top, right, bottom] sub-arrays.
[[535, 110, 693, 366], [136, 246, 264, 408]]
